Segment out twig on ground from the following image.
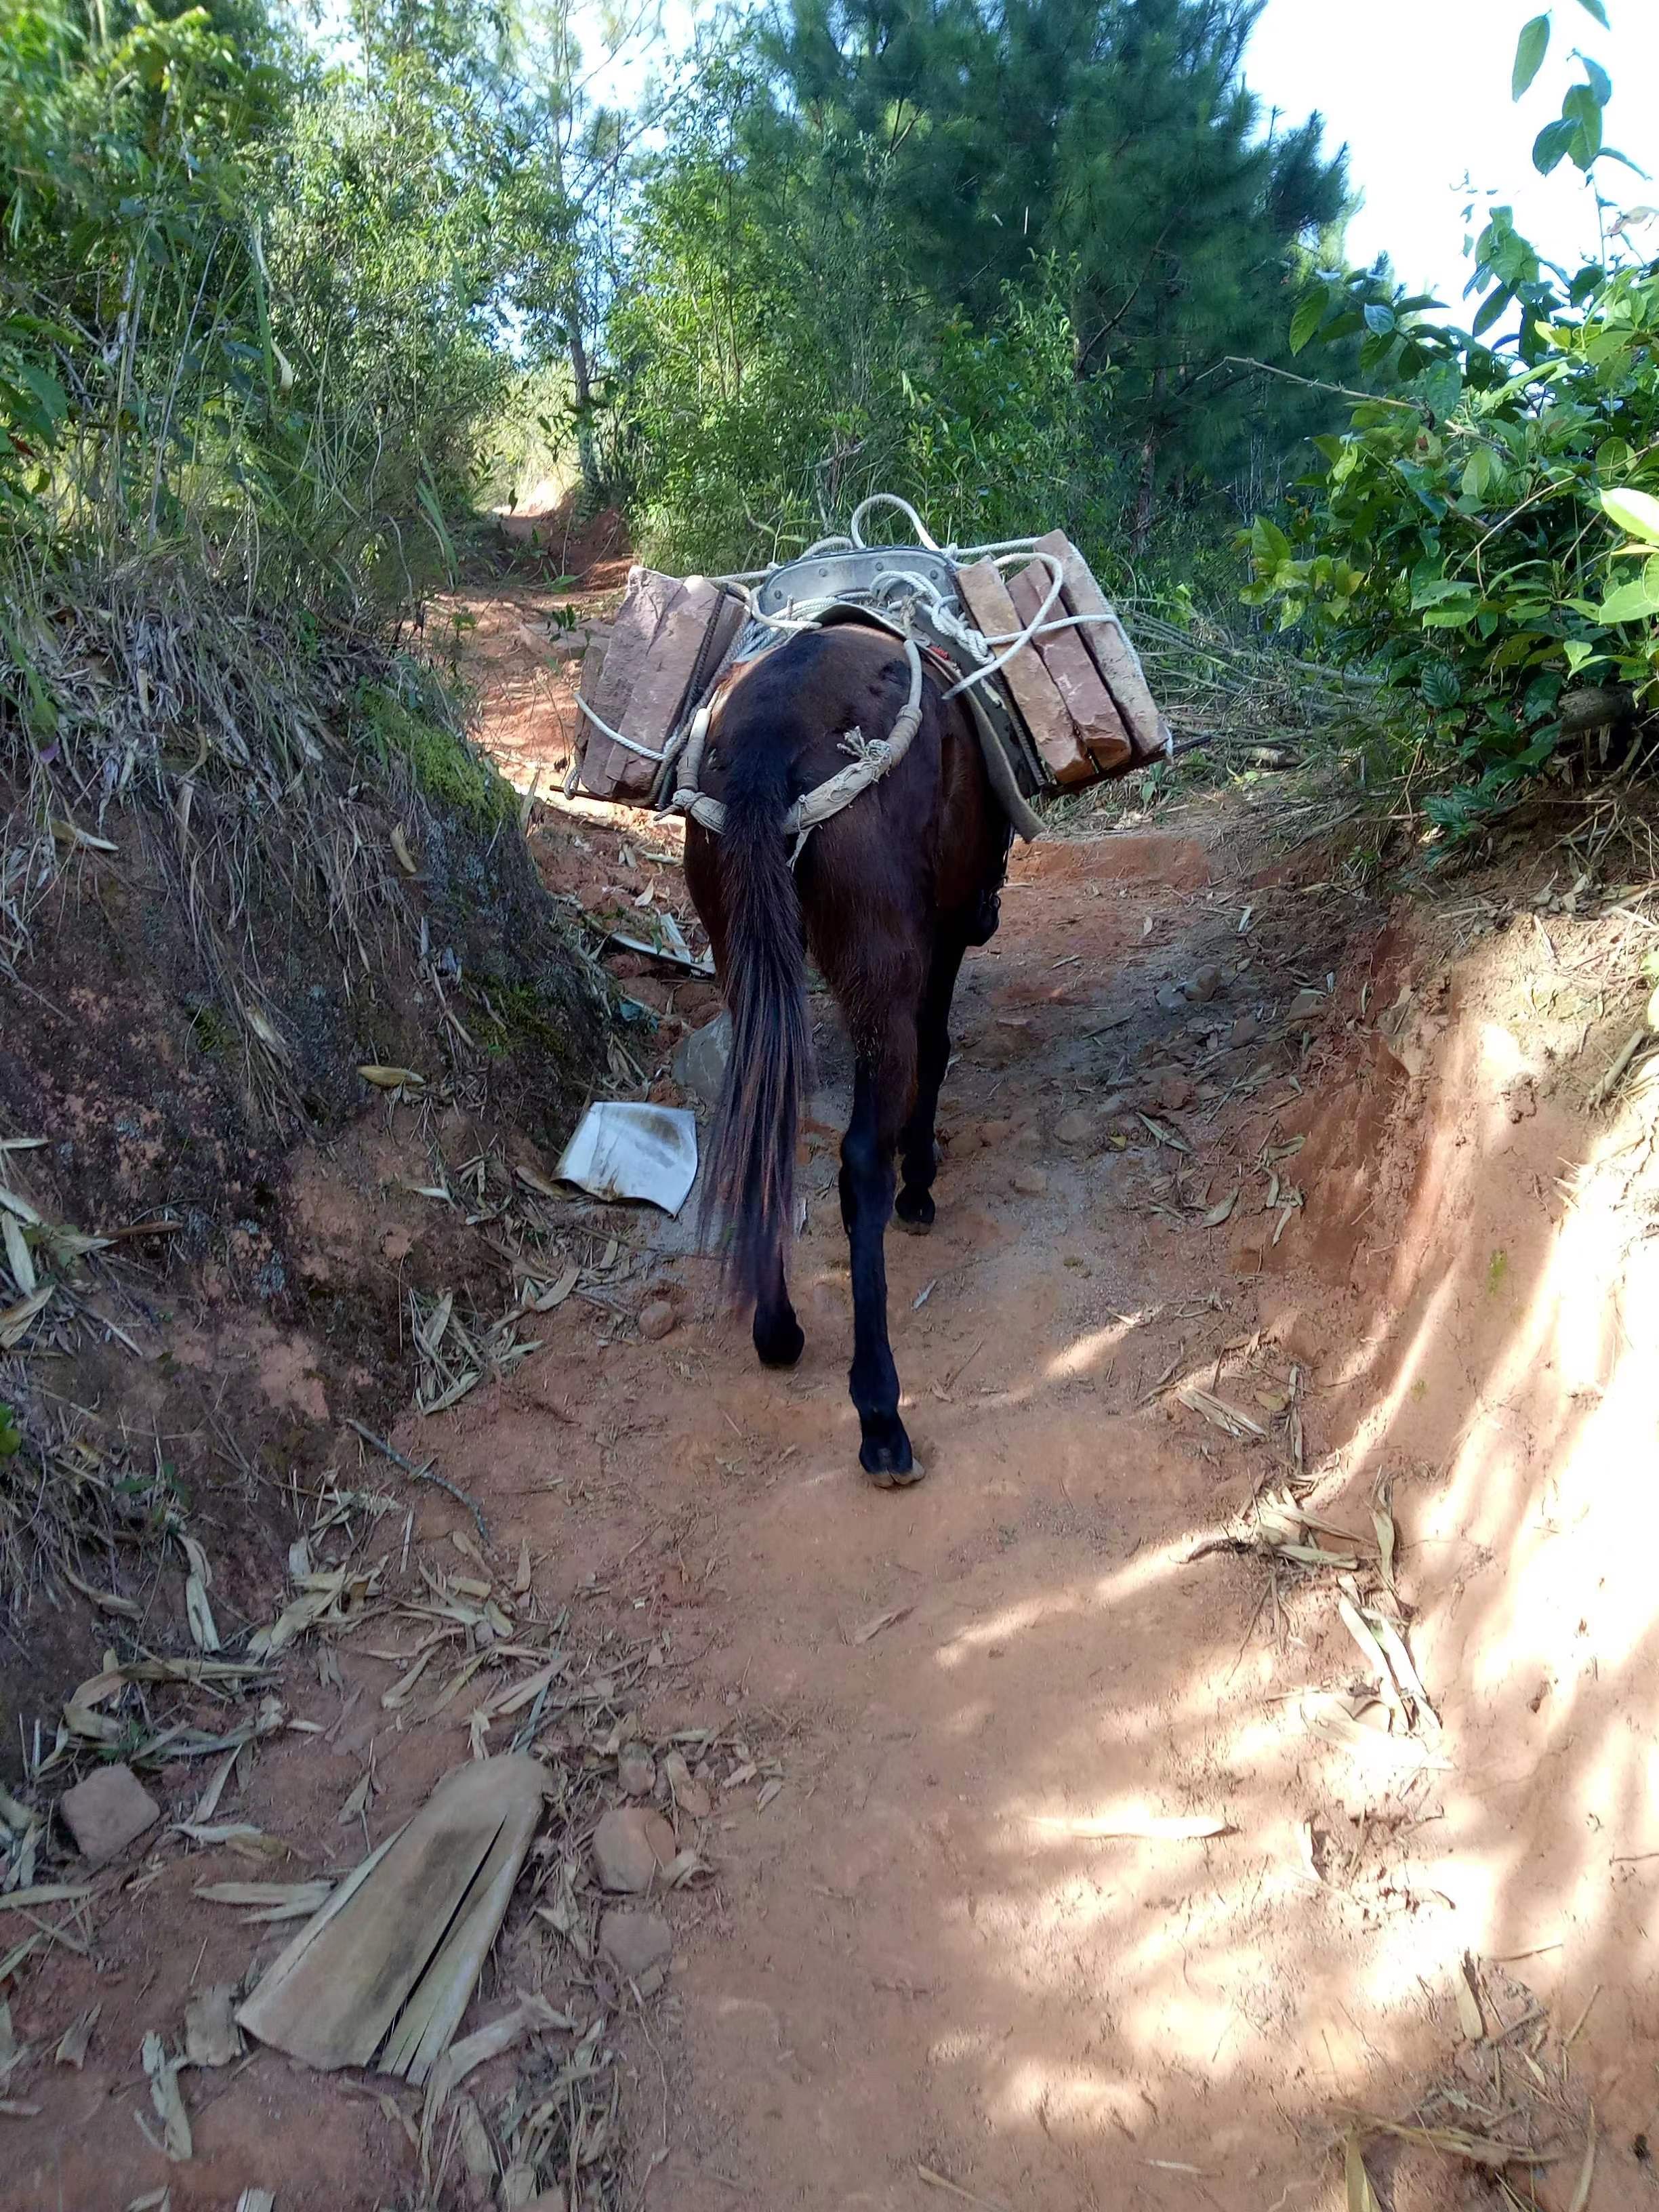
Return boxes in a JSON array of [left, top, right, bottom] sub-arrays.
[[344, 1417, 490, 1545]]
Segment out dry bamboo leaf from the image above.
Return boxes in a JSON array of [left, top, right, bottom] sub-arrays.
[[1454, 1955, 1485, 2042], [140, 2032, 192, 2161], [1, 1214, 34, 1296], [1567, 2108, 1596, 2212], [59, 1566, 141, 1619], [479, 1659, 567, 1719], [0, 1883, 97, 1912], [0, 1285, 54, 1348], [390, 825, 419, 876], [243, 1004, 289, 1063], [125, 2192, 171, 2211], [54, 2005, 99, 2068], [1031, 1810, 1233, 1843], [195, 1880, 335, 1923], [419, 1994, 564, 2140], [527, 1264, 579, 1311], [1345, 2137, 1381, 2212], [358, 1065, 426, 1092], [916, 2165, 1012, 2212], [514, 1163, 561, 1199], [1337, 1595, 1408, 1725], [382, 1650, 436, 1710], [182, 1537, 220, 1654], [844, 1605, 912, 1646], [1369, 1612, 1441, 1734], [49, 817, 119, 854], [1202, 1188, 1238, 1227], [1176, 1385, 1265, 1439], [234, 2193, 276, 2212], [513, 1540, 531, 1595], [1372, 1481, 1397, 1594], [0, 1187, 43, 1226]]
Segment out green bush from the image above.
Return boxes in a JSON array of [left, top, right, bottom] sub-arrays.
[[1241, 7, 1659, 834]]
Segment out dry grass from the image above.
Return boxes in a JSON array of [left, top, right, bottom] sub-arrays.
[[0, 546, 501, 1091]]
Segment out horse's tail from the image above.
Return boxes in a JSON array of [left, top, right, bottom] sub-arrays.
[[700, 736, 811, 1305]]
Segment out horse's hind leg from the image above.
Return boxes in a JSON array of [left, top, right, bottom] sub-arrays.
[[895, 933, 967, 1235], [841, 1025, 921, 1483], [753, 1240, 804, 1369]]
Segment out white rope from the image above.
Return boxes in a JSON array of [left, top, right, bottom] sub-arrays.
[[674, 640, 926, 854], [850, 494, 941, 552], [575, 693, 669, 762]]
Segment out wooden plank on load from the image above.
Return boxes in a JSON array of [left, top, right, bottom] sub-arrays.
[[1033, 531, 1169, 760], [1006, 560, 1132, 772], [955, 560, 1096, 787]]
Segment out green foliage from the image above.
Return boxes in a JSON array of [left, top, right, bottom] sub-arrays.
[[1246, 7, 1659, 834], [0, 1404, 20, 1460], [612, 1, 1351, 573], [0, 0, 596, 603]]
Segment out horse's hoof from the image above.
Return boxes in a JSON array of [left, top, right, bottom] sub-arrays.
[[755, 1315, 805, 1369], [894, 1189, 935, 1235], [860, 1423, 923, 1486], [866, 1456, 926, 1490]]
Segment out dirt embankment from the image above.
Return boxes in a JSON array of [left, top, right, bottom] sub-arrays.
[[5, 556, 1659, 2212]]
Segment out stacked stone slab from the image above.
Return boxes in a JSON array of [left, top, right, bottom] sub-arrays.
[[571, 569, 744, 802]]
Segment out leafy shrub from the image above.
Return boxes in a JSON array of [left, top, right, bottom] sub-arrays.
[[1242, 4, 1659, 833]]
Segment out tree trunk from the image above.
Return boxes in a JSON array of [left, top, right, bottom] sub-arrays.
[[567, 306, 598, 510], [1130, 362, 1167, 562], [1130, 429, 1159, 561]]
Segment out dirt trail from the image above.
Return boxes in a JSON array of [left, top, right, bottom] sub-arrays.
[[420, 586, 1435, 2207], [17, 577, 1657, 2212], [445, 581, 1659, 2210]]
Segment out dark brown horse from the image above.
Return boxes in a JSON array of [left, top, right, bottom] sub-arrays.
[[683, 621, 1011, 1483]]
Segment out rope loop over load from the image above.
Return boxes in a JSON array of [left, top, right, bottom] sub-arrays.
[[673, 638, 925, 864]]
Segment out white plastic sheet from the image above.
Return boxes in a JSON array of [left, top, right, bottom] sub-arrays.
[[554, 1102, 699, 1216]]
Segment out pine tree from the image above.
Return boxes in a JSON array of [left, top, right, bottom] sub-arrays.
[[769, 0, 1350, 542]]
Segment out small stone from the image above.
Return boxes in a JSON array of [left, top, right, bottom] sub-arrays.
[[1010, 1165, 1048, 1197], [1053, 1110, 1093, 1148], [1286, 987, 1326, 1021], [979, 1118, 1017, 1147], [638, 1299, 676, 1342], [58, 1763, 159, 1866], [592, 1805, 676, 1893], [184, 1984, 243, 2068], [1229, 1015, 1261, 1048], [1153, 1071, 1194, 1113], [598, 1907, 673, 1983], [671, 1011, 732, 1110], [617, 1746, 655, 1797], [1183, 965, 1223, 1004], [1155, 982, 1187, 1012]]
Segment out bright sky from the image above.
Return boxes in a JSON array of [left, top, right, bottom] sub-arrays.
[[1245, 0, 1659, 307], [580, 0, 1659, 313]]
